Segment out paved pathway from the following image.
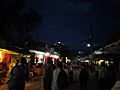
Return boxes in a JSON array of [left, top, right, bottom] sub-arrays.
[[0, 76, 43, 90], [66, 69, 99, 90], [25, 76, 43, 90], [0, 69, 99, 90]]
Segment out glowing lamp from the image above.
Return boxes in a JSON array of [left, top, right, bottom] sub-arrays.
[[45, 52, 50, 56], [0, 52, 3, 63], [87, 44, 91, 47]]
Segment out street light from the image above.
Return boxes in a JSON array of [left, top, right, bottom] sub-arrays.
[[78, 51, 82, 54], [87, 43, 91, 47], [58, 42, 61, 44]]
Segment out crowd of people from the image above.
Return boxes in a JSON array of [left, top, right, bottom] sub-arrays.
[[8, 58, 29, 90], [93, 61, 119, 90], [43, 58, 119, 90], [78, 60, 119, 90], [79, 63, 89, 90], [44, 58, 73, 90], [7, 56, 119, 90]]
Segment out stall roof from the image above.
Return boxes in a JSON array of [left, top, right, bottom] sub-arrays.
[[95, 39, 120, 54], [0, 48, 19, 55]]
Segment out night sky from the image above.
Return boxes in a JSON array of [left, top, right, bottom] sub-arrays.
[[25, 0, 120, 51]]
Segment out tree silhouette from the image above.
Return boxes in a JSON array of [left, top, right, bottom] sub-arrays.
[[15, 9, 42, 42], [0, 0, 42, 43], [0, 0, 24, 37]]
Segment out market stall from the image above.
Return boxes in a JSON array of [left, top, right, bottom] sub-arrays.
[[0, 48, 20, 84], [29, 50, 45, 77], [29, 49, 60, 77]]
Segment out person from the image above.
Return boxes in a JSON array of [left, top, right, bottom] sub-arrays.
[[98, 61, 107, 90], [95, 64, 100, 80], [44, 58, 53, 90], [8, 58, 29, 90], [79, 63, 89, 90], [67, 62, 73, 84], [36, 58, 38, 66], [51, 62, 68, 90]]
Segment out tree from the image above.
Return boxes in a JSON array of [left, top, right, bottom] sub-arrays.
[[0, 0, 42, 43], [0, 0, 24, 37], [15, 9, 42, 41]]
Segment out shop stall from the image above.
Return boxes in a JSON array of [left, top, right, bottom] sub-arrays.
[[29, 49, 60, 77], [29, 50, 45, 77], [0, 48, 20, 85], [29, 50, 60, 65], [29, 50, 45, 65]]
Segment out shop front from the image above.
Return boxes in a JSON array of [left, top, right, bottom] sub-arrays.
[[29, 50, 60, 66], [29, 50, 60, 77], [29, 50, 45, 77], [0, 48, 20, 85]]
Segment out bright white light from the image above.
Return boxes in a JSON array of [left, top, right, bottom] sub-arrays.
[[38, 60, 42, 63], [38, 54, 43, 59], [100, 60, 104, 62], [106, 61, 109, 64], [58, 42, 61, 44], [29, 50, 45, 54], [66, 57, 71, 63], [54, 55, 59, 58], [94, 51, 103, 54], [50, 55, 59, 58], [45, 52, 50, 56], [110, 61, 113, 63], [78, 51, 82, 54], [85, 60, 89, 62], [87, 44, 91, 47], [80, 61, 84, 62]]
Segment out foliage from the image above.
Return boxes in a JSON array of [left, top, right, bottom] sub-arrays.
[[0, 0, 42, 42], [15, 9, 42, 35]]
